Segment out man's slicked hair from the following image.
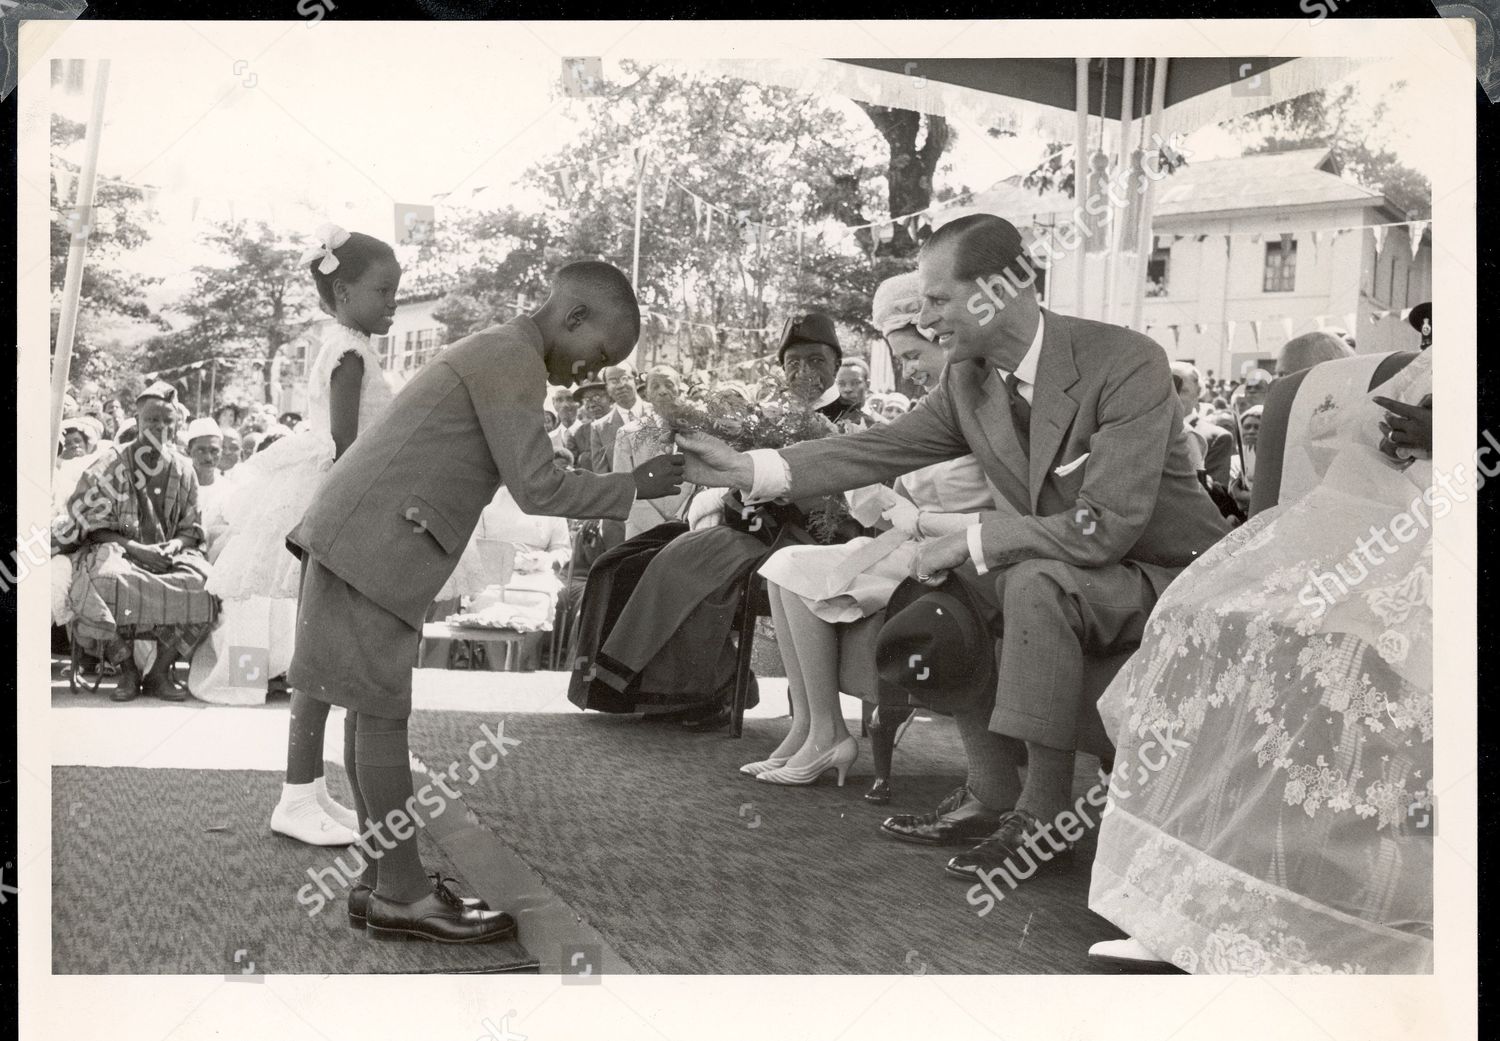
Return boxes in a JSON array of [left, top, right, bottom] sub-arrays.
[[924, 213, 1028, 287], [555, 260, 641, 333]]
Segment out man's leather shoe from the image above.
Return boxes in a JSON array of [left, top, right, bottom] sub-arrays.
[[348, 873, 488, 929], [944, 809, 1075, 881], [365, 884, 517, 944], [880, 786, 1000, 846], [111, 668, 140, 702]]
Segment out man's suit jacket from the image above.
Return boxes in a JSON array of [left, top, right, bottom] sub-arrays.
[[777, 310, 1228, 596], [1190, 416, 1235, 488], [571, 421, 596, 472], [587, 403, 650, 474], [288, 317, 636, 629]]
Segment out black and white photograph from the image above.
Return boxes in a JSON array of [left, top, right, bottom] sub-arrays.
[[9, 9, 1483, 1041]]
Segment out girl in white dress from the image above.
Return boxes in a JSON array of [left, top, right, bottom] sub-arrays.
[[199, 224, 482, 845]]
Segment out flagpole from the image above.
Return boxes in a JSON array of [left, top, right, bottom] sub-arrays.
[[1130, 58, 1169, 334], [1073, 59, 1091, 319], [630, 146, 647, 289], [51, 58, 112, 459]]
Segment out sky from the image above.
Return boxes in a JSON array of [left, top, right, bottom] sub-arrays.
[[44, 24, 1443, 325]]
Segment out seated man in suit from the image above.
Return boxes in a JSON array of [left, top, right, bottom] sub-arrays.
[[588, 363, 651, 474], [1170, 361, 1233, 489], [568, 380, 612, 473], [679, 214, 1230, 883]]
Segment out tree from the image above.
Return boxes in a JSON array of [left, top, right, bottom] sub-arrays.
[[423, 63, 960, 375], [50, 114, 165, 399], [138, 221, 319, 404], [1223, 81, 1431, 219]]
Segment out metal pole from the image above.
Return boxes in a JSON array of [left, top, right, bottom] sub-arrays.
[[50, 59, 112, 459], [208, 357, 217, 418], [1073, 58, 1091, 319], [1131, 58, 1170, 333], [630, 146, 647, 289], [1105, 58, 1135, 327]]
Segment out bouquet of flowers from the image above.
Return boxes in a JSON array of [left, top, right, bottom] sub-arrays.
[[639, 375, 855, 543]]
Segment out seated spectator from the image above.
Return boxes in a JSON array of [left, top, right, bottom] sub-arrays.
[[54, 416, 104, 512], [1170, 362, 1234, 489], [745, 272, 987, 802], [589, 363, 651, 474], [834, 358, 878, 428], [1275, 331, 1354, 377], [1088, 347, 1432, 973], [51, 383, 217, 702], [567, 311, 867, 731], [614, 365, 690, 538], [879, 392, 911, 423], [467, 484, 573, 620], [100, 398, 126, 442], [183, 418, 232, 556]]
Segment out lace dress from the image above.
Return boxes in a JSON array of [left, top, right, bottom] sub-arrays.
[[1088, 350, 1434, 974]]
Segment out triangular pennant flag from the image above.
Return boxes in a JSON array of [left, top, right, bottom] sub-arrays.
[[1407, 220, 1429, 260], [659, 175, 672, 208], [705, 207, 713, 239], [1249, 233, 1261, 244], [1168, 325, 1180, 348], [1280, 316, 1295, 342], [1310, 229, 1322, 264], [1370, 224, 1387, 255], [1251, 320, 1262, 349], [1368, 311, 1382, 325], [1225, 320, 1236, 347], [1195, 323, 1206, 336], [558, 169, 574, 202], [190, 197, 201, 223]]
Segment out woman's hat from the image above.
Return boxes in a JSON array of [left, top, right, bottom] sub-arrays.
[[135, 380, 178, 405], [875, 575, 996, 716], [872, 271, 925, 336], [61, 415, 104, 443]]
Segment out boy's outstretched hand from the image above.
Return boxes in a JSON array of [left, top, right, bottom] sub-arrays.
[[633, 453, 686, 499], [674, 431, 755, 490]]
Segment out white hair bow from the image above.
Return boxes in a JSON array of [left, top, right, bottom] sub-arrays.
[[300, 223, 351, 275]]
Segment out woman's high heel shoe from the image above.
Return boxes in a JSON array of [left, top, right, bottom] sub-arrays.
[[739, 755, 790, 777], [757, 737, 859, 787]]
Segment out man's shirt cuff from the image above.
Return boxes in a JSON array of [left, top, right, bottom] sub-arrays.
[[967, 521, 988, 576], [746, 449, 792, 504]]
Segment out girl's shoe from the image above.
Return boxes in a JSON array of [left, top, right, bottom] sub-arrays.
[[270, 789, 359, 846], [314, 776, 359, 832], [756, 737, 858, 787], [739, 755, 790, 777]]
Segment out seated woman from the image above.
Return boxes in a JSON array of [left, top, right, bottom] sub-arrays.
[[748, 271, 996, 796], [568, 315, 864, 731], [52, 383, 218, 702], [1087, 347, 1433, 974], [613, 365, 690, 539]]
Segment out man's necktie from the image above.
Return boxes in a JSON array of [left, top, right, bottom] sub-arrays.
[[1004, 372, 1032, 455]]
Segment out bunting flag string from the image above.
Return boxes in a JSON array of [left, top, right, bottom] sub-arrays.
[[1370, 224, 1388, 256], [640, 307, 775, 337], [1407, 220, 1429, 261]]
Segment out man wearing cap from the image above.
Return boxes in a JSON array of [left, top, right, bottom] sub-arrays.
[[587, 363, 652, 475], [680, 213, 1229, 881], [52, 382, 218, 702], [569, 380, 613, 474], [777, 312, 870, 426]]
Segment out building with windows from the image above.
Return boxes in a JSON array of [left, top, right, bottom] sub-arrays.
[[952, 148, 1431, 379]]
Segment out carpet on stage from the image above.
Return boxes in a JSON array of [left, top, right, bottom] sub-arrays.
[[403, 709, 1124, 974], [51, 766, 536, 975]]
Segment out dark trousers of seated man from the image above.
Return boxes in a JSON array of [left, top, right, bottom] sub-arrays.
[[947, 555, 1171, 826]]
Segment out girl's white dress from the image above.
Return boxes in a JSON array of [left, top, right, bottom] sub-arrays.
[[191, 324, 485, 704]]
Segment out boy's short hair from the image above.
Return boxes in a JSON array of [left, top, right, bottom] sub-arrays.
[[555, 261, 640, 333]]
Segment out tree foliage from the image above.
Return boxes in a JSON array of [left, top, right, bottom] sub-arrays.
[[422, 63, 957, 376], [137, 221, 319, 403], [1224, 81, 1431, 219]]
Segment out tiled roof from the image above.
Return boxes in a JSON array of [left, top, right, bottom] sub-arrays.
[[1151, 148, 1384, 217]]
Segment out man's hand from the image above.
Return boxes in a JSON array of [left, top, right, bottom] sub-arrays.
[[632, 452, 685, 500], [125, 541, 173, 573], [882, 498, 922, 539], [909, 531, 971, 586], [1373, 395, 1433, 456], [675, 431, 755, 490]]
